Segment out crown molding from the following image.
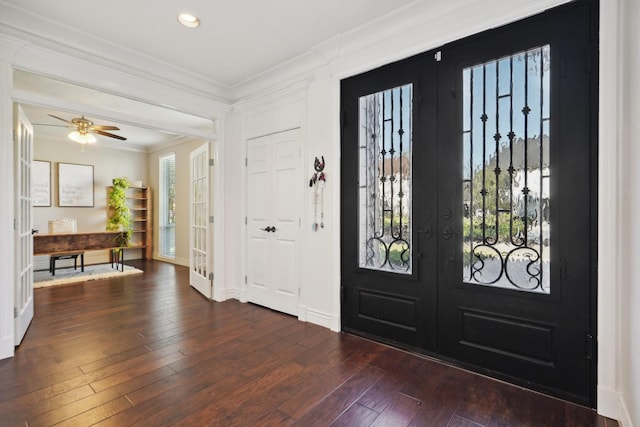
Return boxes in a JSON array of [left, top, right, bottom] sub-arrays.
[[231, 0, 572, 99], [0, 1, 231, 102]]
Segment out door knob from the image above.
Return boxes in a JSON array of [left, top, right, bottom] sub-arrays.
[[261, 226, 277, 232]]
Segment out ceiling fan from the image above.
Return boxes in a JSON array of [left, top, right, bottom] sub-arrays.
[[43, 114, 127, 144]]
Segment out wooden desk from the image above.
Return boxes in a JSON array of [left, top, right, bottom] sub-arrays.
[[35, 231, 128, 273], [34, 231, 126, 254]]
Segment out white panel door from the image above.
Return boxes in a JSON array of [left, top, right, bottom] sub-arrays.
[[246, 129, 300, 316], [189, 143, 211, 299], [14, 104, 34, 345]]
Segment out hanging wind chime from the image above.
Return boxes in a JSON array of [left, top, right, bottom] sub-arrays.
[[309, 156, 326, 231]]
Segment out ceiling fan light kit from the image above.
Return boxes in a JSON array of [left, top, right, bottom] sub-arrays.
[[68, 130, 96, 144], [46, 114, 127, 144]]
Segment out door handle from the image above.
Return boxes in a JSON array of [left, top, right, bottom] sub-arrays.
[[261, 226, 277, 232], [31, 228, 39, 235]]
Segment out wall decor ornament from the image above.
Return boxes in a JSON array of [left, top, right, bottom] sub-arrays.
[[32, 160, 51, 207], [309, 156, 326, 231], [58, 162, 94, 207]]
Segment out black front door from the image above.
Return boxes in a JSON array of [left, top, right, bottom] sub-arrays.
[[340, 0, 597, 406], [341, 55, 439, 352]]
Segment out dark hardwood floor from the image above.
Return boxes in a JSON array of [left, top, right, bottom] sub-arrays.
[[0, 260, 617, 427]]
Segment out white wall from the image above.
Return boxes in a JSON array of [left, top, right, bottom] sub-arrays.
[[620, 0, 639, 423], [32, 132, 148, 268], [148, 138, 208, 267]]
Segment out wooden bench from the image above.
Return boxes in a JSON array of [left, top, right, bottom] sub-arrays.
[[49, 250, 85, 276]]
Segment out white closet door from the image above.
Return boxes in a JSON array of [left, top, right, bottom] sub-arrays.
[[246, 129, 301, 316], [189, 143, 211, 299], [14, 104, 34, 345]]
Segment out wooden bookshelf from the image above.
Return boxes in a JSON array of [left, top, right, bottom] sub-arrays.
[[108, 186, 152, 259]]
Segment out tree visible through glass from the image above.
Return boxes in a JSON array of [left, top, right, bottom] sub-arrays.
[[358, 84, 413, 274], [462, 45, 551, 293]]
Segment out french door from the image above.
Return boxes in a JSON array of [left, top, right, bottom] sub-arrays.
[[189, 143, 211, 299], [14, 104, 34, 345], [340, 0, 597, 405]]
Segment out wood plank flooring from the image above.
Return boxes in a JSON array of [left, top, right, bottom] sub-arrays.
[[0, 260, 618, 426]]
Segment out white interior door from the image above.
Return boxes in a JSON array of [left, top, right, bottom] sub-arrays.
[[14, 104, 34, 345], [189, 143, 211, 299], [246, 129, 300, 316]]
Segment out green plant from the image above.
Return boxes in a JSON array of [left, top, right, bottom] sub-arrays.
[[106, 177, 132, 247]]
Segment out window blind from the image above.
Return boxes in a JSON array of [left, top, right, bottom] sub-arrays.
[[159, 153, 176, 258]]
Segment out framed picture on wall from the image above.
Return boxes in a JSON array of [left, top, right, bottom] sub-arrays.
[[58, 162, 94, 207], [32, 160, 51, 207]]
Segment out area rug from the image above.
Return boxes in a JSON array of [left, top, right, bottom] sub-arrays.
[[34, 264, 143, 288]]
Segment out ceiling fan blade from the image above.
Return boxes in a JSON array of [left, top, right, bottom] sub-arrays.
[[48, 114, 73, 124], [32, 123, 70, 127], [94, 130, 127, 141], [90, 125, 120, 131]]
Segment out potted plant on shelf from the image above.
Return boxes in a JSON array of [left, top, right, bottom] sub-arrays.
[[107, 177, 132, 247]]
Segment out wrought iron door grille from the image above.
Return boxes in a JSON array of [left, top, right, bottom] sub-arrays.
[[462, 45, 551, 293], [358, 84, 413, 273]]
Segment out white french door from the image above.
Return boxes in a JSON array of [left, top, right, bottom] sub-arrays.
[[189, 143, 211, 299], [246, 129, 301, 316], [14, 104, 34, 345]]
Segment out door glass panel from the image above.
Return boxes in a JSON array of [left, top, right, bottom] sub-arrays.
[[358, 84, 413, 274], [462, 46, 551, 293]]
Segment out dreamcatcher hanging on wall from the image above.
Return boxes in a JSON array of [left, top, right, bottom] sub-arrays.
[[309, 156, 326, 231]]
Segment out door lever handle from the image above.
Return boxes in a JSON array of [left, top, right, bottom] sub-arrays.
[[261, 226, 277, 232]]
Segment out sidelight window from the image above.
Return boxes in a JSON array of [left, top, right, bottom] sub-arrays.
[[358, 84, 413, 274], [462, 46, 551, 293]]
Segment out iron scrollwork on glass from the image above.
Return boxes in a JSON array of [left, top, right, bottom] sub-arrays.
[[462, 46, 551, 293], [358, 84, 413, 274]]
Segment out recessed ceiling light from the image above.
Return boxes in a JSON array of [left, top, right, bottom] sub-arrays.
[[178, 13, 200, 28]]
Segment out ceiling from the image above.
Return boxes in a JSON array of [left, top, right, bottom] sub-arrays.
[[0, 0, 417, 149], [0, 0, 415, 89], [20, 104, 180, 152]]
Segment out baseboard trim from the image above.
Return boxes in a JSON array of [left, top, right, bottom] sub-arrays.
[[0, 336, 14, 360], [304, 308, 333, 329], [224, 288, 241, 302], [618, 395, 634, 427], [213, 286, 230, 302], [598, 386, 621, 420], [154, 256, 189, 267]]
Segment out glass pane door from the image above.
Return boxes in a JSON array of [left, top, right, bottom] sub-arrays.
[[462, 46, 551, 293], [358, 84, 413, 274]]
